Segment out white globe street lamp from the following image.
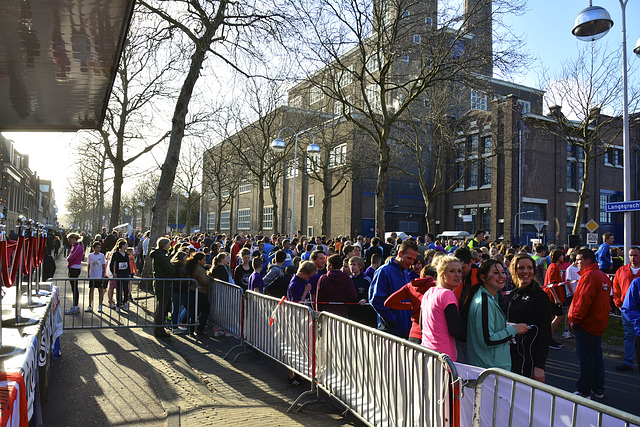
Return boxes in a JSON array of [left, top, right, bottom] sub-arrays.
[[573, 0, 640, 263], [272, 127, 320, 238]]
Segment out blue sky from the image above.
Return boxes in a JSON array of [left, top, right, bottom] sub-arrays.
[[507, 0, 640, 89]]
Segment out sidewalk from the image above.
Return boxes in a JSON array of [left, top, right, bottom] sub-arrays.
[[41, 252, 362, 426]]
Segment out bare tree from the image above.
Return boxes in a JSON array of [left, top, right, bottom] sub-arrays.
[[287, 0, 529, 236], [541, 42, 638, 236], [392, 83, 497, 233], [98, 11, 177, 231], [139, 0, 284, 277]]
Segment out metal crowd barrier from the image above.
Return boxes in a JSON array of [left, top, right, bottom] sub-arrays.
[[53, 277, 198, 330], [471, 368, 640, 427], [209, 278, 244, 338], [316, 312, 460, 427], [241, 291, 316, 385]]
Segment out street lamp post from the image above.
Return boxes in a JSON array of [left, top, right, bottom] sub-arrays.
[[272, 127, 320, 238], [573, 1, 640, 262], [513, 210, 535, 245]]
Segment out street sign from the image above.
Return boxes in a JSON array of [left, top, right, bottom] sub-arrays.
[[585, 219, 599, 233], [462, 215, 473, 222], [534, 222, 544, 232], [587, 232, 599, 245], [606, 200, 640, 212]]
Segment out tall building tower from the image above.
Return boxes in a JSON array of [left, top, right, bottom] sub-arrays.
[[464, 0, 493, 76]]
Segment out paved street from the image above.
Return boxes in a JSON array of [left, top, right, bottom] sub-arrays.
[[545, 339, 640, 417]]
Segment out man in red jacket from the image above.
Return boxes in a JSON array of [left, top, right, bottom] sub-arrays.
[[569, 248, 612, 399], [612, 247, 640, 372]]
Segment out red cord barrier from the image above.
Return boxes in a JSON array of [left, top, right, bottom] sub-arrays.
[[20, 238, 32, 277], [0, 237, 24, 287]]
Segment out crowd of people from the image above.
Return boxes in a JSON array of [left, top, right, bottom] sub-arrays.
[[57, 226, 640, 395]]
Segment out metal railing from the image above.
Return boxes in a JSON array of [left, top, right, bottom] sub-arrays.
[[471, 368, 640, 427], [54, 277, 198, 330], [316, 312, 460, 427], [209, 279, 244, 338], [242, 291, 316, 382]]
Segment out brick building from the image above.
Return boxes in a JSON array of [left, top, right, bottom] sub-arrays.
[[0, 134, 58, 232]]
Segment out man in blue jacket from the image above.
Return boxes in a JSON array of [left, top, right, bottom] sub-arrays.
[[595, 233, 614, 273], [622, 277, 640, 379], [369, 239, 418, 338]]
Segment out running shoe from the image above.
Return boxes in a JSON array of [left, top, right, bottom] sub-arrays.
[[573, 391, 591, 400], [116, 306, 121, 312], [97, 305, 103, 313], [592, 390, 604, 399], [615, 363, 633, 372], [562, 330, 573, 339], [65, 306, 79, 315], [84, 306, 92, 312], [549, 339, 563, 349], [123, 302, 129, 311]]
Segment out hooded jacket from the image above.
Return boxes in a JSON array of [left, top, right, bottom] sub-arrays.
[[316, 269, 357, 318], [384, 277, 437, 340]]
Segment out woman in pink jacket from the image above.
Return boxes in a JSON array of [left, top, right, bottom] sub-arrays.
[[66, 232, 84, 314]]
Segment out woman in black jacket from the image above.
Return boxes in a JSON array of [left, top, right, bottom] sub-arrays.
[[507, 253, 553, 382]]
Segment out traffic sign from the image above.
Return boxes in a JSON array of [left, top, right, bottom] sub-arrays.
[[606, 200, 640, 212], [585, 219, 599, 233], [586, 233, 599, 245]]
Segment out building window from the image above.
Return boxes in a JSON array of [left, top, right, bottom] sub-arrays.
[[522, 203, 545, 221], [366, 84, 381, 112], [456, 163, 465, 189], [413, 34, 421, 44], [285, 160, 298, 179], [401, 53, 410, 63], [481, 158, 491, 186], [308, 195, 315, 208], [567, 142, 584, 192], [401, 10, 410, 18], [604, 147, 623, 166], [221, 187, 230, 198], [518, 100, 531, 114], [600, 190, 623, 224], [263, 206, 273, 230], [306, 152, 321, 174], [468, 163, 478, 188], [206, 212, 216, 231], [482, 207, 491, 234], [263, 176, 270, 189], [221, 211, 230, 231], [307, 226, 314, 237], [290, 96, 302, 108], [366, 54, 379, 73], [470, 90, 487, 111], [239, 179, 251, 194], [329, 143, 347, 168], [425, 17, 433, 25], [399, 221, 419, 233], [338, 66, 353, 89], [238, 208, 251, 230], [310, 86, 323, 105], [455, 209, 464, 230]]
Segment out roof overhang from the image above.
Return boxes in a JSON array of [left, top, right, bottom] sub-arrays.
[[0, 0, 135, 131]]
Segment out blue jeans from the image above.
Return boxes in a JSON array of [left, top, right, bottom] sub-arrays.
[[574, 325, 605, 396], [622, 312, 636, 367], [172, 291, 190, 326]]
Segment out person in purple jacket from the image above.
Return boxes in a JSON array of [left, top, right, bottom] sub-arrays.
[[65, 232, 84, 314], [315, 254, 358, 318], [287, 261, 317, 302]]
